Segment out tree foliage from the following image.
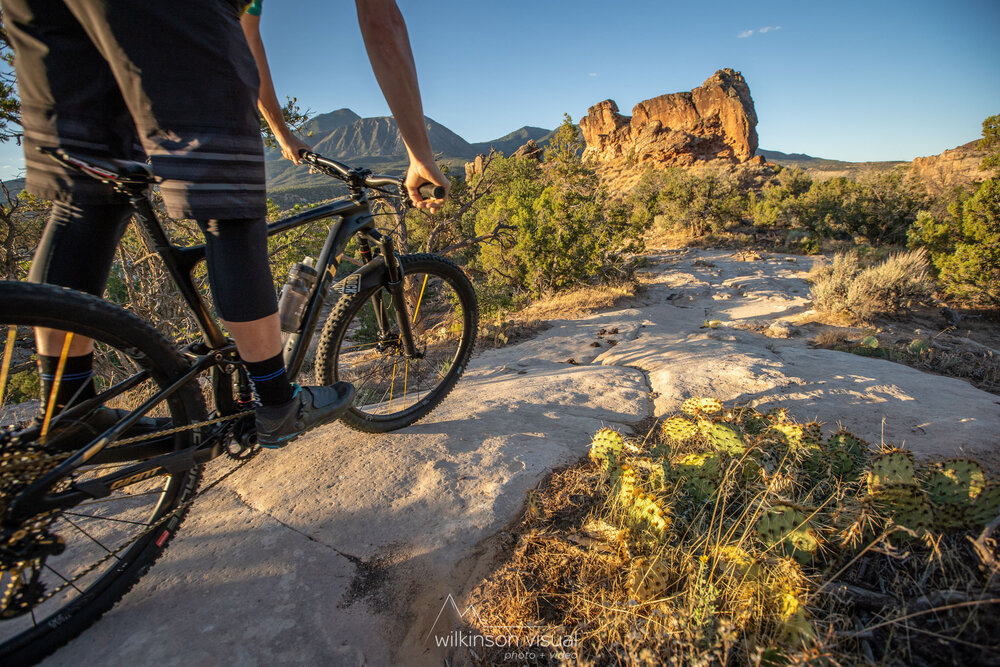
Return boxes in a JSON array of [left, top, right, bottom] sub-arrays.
[[980, 114, 1000, 172], [469, 116, 643, 298], [908, 116, 1000, 307]]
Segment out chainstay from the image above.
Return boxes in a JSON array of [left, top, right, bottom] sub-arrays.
[[2, 410, 254, 472]]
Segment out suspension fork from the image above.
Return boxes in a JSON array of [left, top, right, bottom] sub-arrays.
[[371, 233, 420, 358], [357, 237, 390, 337]]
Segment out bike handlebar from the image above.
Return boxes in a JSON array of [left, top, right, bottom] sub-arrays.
[[298, 150, 445, 201]]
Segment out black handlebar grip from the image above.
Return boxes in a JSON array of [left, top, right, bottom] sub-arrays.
[[418, 183, 446, 199]]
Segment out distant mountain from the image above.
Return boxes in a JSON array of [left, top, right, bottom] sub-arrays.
[[300, 108, 361, 136], [757, 149, 906, 173], [0, 177, 25, 199], [265, 111, 555, 207], [470, 126, 553, 156]]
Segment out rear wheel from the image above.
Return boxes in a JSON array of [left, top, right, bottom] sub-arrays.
[[0, 282, 205, 665], [315, 254, 477, 433]]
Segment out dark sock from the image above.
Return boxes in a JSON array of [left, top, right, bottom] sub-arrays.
[[243, 353, 294, 406], [38, 352, 96, 412]]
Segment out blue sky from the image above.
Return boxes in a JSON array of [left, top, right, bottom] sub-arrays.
[[1, 0, 998, 179]]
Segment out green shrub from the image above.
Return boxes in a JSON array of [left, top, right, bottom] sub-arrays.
[[908, 116, 1000, 307], [473, 118, 644, 297], [645, 168, 748, 237], [810, 248, 933, 322], [916, 178, 1000, 306]]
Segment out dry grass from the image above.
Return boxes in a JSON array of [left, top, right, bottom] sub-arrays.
[[462, 402, 1000, 666], [477, 281, 640, 351]]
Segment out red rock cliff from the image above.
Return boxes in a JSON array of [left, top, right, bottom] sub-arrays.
[[580, 69, 760, 170]]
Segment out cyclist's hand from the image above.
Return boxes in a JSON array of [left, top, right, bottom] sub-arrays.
[[406, 159, 448, 213], [279, 133, 311, 165]]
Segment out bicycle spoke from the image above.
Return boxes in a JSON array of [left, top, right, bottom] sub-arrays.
[[59, 514, 120, 560], [42, 564, 84, 595], [75, 489, 165, 508], [61, 512, 152, 528]]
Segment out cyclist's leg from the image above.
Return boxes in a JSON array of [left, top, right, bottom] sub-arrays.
[[73, 0, 355, 440], [5, 0, 142, 413]]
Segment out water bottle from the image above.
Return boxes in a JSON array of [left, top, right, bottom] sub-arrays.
[[277, 257, 318, 332]]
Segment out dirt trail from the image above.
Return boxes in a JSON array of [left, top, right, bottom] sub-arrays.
[[41, 249, 1000, 666]]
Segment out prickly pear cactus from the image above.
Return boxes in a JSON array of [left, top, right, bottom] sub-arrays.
[[756, 504, 819, 564], [867, 449, 915, 492], [828, 431, 866, 459], [661, 416, 698, 444], [681, 397, 723, 418], [628, 490, 670, 534], [589, 428, 625, 466], [770, 422, 806, 449], [675, 452, 721, 501], [525, 489, 544, 520], [628, 557, 672, 601], [870, 483, 934, 533], [715, 545, 761, 581], [707, 421, 746, 455], [925, 458, 986, 507], [733, 406, 771, 436], [617, 464, 638, 500], [776, 588, 816, 645], [970, 482, 1000, 527], [909, 338, 930, 355]]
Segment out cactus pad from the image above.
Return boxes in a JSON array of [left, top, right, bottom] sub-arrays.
[[925, 458, 986, 507], [970, 482, 1000, 527], [769, 422, 807, 449], [777, 590, 816, 645], [909, 338, 930, 355], [868, 450, 915, 492], [757, 504, 819, 564], [525, 489, 543, 519], [681, 397, 723, 417], [589, 428, 626, 466], [628, 490, 671, 534], [871, 484, 933, 532], [828, 430, 866, 457], [617, 464, 638, 500], [661, 416, 699, 444], [628, 557, 672, 601], [707, 421, 747, 455], [675, 452, 721, 500]]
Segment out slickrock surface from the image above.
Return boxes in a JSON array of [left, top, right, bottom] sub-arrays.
[[42, 249, 1000, 666]]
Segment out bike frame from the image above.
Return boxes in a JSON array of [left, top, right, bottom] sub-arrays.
[[9, 157, 417, 523]]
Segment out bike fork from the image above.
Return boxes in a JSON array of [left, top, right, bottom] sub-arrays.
[[374, 234, 419, 358]]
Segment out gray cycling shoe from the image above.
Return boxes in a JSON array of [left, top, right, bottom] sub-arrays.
[[255, 382, 356, 449]]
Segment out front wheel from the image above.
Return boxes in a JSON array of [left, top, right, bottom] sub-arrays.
[[315, 254, 478, 433]]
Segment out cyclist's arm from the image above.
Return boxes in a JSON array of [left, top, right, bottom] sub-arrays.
[[240, 12, 310, 164], [355, 0, 448, 211]]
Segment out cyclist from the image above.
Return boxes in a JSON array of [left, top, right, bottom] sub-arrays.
[[5, 0, 449, 447]]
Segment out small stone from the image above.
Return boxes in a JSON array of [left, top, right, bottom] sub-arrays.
[[766, 322, 792, 338]]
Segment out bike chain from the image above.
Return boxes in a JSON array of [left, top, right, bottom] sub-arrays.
[[1, 409, 254, 616]]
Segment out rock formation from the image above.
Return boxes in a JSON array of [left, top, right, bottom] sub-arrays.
[[465, 139, 543, 180], [910, 140, 988, 196], [580, 69, 763, 175]]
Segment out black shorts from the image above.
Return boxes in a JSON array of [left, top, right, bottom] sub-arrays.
[[5, 0, 266, 219]]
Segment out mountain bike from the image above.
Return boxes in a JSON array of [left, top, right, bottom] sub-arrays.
[[0, 148, 478, 664]]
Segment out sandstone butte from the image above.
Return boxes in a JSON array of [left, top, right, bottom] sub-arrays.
[[580, 68, 766, 175]]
